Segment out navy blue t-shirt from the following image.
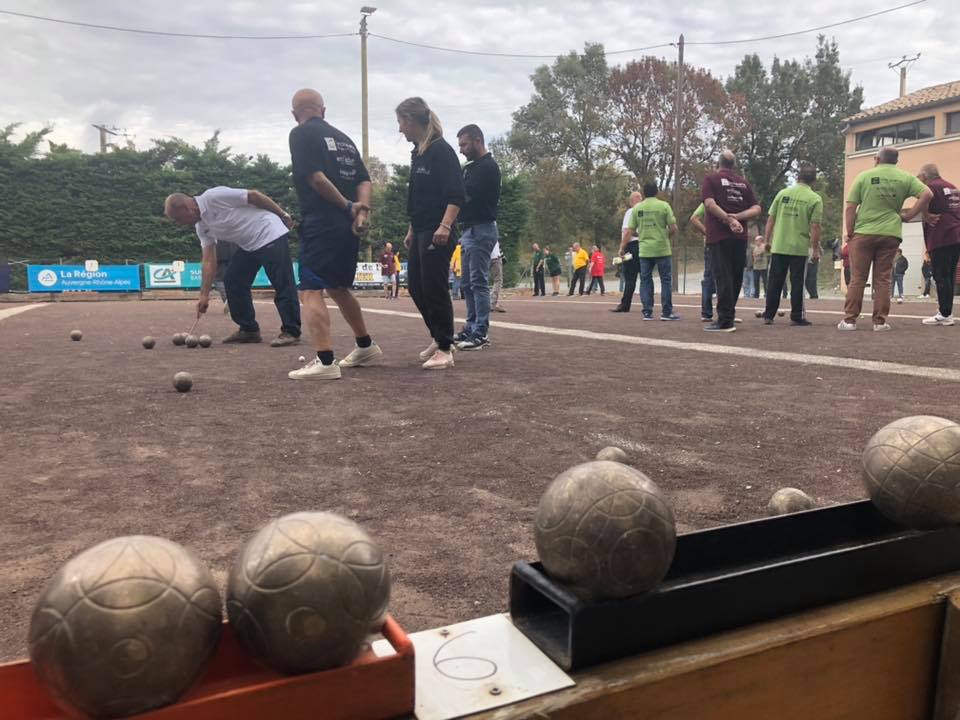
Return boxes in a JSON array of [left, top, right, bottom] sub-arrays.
[[289, 117, 370, 224]]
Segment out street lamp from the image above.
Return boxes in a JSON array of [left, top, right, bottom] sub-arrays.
[[360, 7, 377, 163]]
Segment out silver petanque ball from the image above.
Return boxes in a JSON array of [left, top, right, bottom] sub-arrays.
[[172, 333, 186, 346], [184, 334, 199, 349], [862, 415, 960, 529], [768, 487, 815, 516], [28, 536, 222, 719], [142, 336, 156, 349], [70, 329, 83, 341], [534, 461, 676, 600], [198, 334, 212, 348], [226, 512, 391, 675], [595, 446, 629, 464]]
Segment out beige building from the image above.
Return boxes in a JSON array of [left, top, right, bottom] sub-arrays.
[[843, 80, 960, 294]]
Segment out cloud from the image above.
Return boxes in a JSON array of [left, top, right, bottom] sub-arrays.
[[1, 0, 951, 167]]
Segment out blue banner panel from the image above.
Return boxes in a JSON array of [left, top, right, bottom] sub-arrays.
[[0, 263, 9, 293], [144, 263, 291, 289], [27, 265, 141, 293]]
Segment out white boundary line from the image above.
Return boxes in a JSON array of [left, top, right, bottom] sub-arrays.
[[0, 305, 45, 322], [358, 307, 960, 383]]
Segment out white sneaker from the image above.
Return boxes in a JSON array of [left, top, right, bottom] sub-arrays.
[[339, 343, 383, 367], [288, 358, 341, 380], [874, 323, 893, 332], [896, 297, 904, 304], [418, 341, 439, 361], [922, 314, 955, 326], [837, 320, 857, 331], [422, 349, 454, 370]]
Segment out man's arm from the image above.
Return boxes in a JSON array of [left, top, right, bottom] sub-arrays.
[[764, 215, 776, 243], [734, 204, 762, 222], [197, 244, 218, 317], [810, 223, 822, 260], [901, 188, 934, 222], [247, 190, 293, 228], [668, 223, 678, 239], [620, 228, 634, 254], [844, 202, 859, 241], [690, 214, 706, 236]]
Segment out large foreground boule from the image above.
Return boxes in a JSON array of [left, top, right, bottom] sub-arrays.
[[28, 536, 221, 719], [862, 415, 960, 529], [227, 511, 391, 674], [767, 487, 815, 515], [173, 372, 193, 393], [534, 460, 676, 600]]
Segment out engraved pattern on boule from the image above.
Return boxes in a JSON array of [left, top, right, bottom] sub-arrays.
[[226, 511, 391, 675], [28, 536, 222, 719], [862, 415, 960, 529], [534, 461, 676, 600]]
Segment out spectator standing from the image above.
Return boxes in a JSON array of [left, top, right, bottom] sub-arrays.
[[531, 243, 546, 296], [450, 243, 463, 300], [742, 240, 755, 299], [917, 163, 960, 325], [840, 147, 932, 331], [751, 235, 769, 298], [544, 247, 562, 295], [701, 150, 761, 332], [892, 249, 908, 303], [586, 245, 606, 295], [396, 96, 465, 368], [567, 242, 589, 296], [625, 180, 679, 320], [380, 242, 396, 300], [612, 192, 643, 312]]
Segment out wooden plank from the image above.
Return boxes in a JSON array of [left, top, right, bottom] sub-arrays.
[[934, 591, 960, 720], [478, 573, 960, 720]]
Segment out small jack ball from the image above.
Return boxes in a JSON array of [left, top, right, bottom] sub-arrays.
[[198, 335, 212, 348], [70, 330, 82, 341], [778, 310, 785, 317], [172, 333, 186, 346], [142, 336, 156, 349], [298, 355, 306, 363], [184, 335, 199, 348], [173, 372, 193, 393]]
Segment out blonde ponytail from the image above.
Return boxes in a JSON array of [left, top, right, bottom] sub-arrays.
[[396, 97, 443, 156]]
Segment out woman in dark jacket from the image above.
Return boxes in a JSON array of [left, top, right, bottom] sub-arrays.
[[396, 96, 465, 370]]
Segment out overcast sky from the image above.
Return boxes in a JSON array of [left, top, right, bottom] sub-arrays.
[[1, 1, 953, 168]]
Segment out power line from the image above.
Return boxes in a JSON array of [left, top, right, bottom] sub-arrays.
[[370, 33, 672, 59], [0, 9, 357, 40]]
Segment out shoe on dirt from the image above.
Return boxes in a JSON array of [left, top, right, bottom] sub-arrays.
[[419, 341, 439, 361], [288, 358, 341, 380], [270, 332, 300, 347], [837, 320, 857, 331], [339, 343, 383, 367], [456, 336, 490, 351], [223, 329, 262, 344], [422, 349, 455, 370], [922, 314, 955, 326]]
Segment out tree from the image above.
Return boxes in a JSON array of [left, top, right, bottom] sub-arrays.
[[368, 164, 410, 255]]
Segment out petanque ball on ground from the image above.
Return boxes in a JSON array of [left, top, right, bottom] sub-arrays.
[[298, 355, 306, 363], [778, 310, 785, 317], [534, 460, 676, 601], [28, 536, 222, 719], [198, 334, 212, 348], [596, 446, 629, 464], [142, 336, 156, 350], [768, 488, 815, 515], [69, 330, 82, 341], [173, 372, 193, 393], [227, 511, 391, 675], [172, 333, 186, 346], [184, 334, 199, 348], [862, 415, 960, 529]]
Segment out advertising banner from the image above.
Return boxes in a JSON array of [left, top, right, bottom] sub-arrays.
[[354, 262, 384, 287], [144, 263, 278, 289], [27, 265, 141, 293]]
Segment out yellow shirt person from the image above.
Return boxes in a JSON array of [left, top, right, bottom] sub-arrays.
[[450, 244, 462, 277], [573, 247, 589, 270]]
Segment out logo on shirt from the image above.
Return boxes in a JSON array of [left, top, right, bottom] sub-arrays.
[[781, 197, 791, 204], [325, 137, 338, 152], [871, 177, 881, 185], [721, 178, 730, 186]]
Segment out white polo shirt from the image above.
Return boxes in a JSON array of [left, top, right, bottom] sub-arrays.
[[622, 206, 636, 233], [195, 186, 287, 252]]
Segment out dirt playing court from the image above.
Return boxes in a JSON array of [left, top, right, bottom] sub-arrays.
[[1, 293, 957, 661]]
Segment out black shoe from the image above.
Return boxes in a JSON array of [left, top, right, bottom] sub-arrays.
[[704, 322, 736, 333], [453, 329, 470, 343], [610, 307, 628, 313], [791, 318, 812, 326], [642, 314, 655, 320], [456, 335, 490, 351], [763, 317, 774, 325], [222, 329, 262, 343]]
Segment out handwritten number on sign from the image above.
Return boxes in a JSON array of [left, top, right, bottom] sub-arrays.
[[432, 631, 499, 681]]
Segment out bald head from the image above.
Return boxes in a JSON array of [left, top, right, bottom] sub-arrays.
[[292, 89, 325, 124], [877, 147, 899, 165], [919, 163, 940, 181], [164, 193, 199, 225], [719, 149, 736, 169], [628, 191, 642, 207]]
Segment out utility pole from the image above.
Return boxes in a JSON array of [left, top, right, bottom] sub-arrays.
[[671, 34, 685, 292], [889, 53, 920, 98], [91, 124, 119, 153], [360, 6, 377, 164]]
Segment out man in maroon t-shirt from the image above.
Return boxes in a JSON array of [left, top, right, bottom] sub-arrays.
[[379, 242, 396, 300], [700, 150, 761, 332], [918, 163, 960, 325]]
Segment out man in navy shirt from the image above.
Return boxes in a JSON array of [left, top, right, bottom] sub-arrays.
[[287, 88, 381, 380]]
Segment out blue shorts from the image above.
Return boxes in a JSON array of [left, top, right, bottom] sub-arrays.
[[298, 213, 359, 290]]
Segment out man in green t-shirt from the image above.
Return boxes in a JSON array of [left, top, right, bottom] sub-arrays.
[[543, 246, 562, 295], [623, 181, 679, 320], [841, 147, 933, 331], [531, 243, 545, 296], [762, 163, 823, 326]]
